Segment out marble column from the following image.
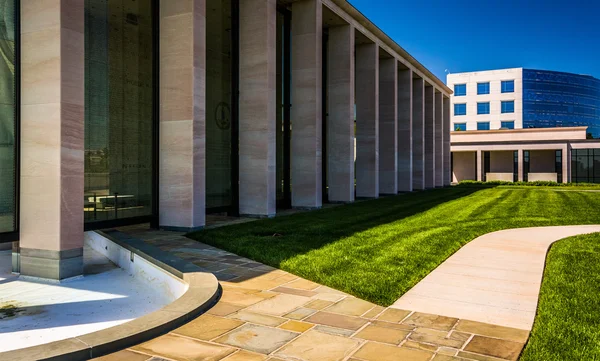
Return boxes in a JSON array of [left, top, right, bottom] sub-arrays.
[[434, 92, 443, 187], [477, 150, 483, 181], [355, 43, 379, 198], [397, 69, 413, 192], [159, 0, 206, 231], [424, 86, 435, 188], [239, 0, 277, 217], [378, 58, 398, 195], [327, 24, 355, 203], [518, 149, 524, 182], [20, 0, 85, 280], [412, 78, 425, 190], [443, 96, 451, 186], [291, 0, 322, 209]]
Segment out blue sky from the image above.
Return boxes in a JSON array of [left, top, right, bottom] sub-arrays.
[[348, 0, 600, 83]]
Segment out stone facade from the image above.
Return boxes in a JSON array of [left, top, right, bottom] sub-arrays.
[[5, 0, 451, 280]]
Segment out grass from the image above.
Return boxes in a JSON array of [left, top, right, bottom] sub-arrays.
[[520, 233, 600, 361], [189, 186, 600, 306]]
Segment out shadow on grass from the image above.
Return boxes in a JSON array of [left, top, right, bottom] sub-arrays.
[[189, 186, 486, 270]]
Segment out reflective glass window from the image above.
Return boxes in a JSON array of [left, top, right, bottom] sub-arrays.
[[501, 100, 515, 113], [0, 0, 17, 234], [84, 0, 155, 223], [454, 84, 466, 96], [454, 123, 466, 131], [454, 103, 466, 116], [501, 80, 514, 93], [523, 69, 600, 138], [477, 122, 490, 131], [206, 0, 235, 211], [477, 82, 490, 95], [477, 102, 490, 115], [501, 121, 515, 129]]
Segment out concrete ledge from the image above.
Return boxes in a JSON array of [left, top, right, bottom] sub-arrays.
[[0, 231, 220, 361], [160, 225, 205, 233]]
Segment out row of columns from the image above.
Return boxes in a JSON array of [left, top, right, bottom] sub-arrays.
[[16, 0, 451, 280]]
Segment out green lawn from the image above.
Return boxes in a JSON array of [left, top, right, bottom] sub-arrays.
[[188, 186, 600, 306], [520, 233, 600, 361]]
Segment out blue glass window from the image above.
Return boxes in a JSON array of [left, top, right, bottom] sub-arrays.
[[501, 80, 514, 93], [454, 103, 466, 116], [454, 84, 466, 96], [477, 122, 490, 131], [454, 123, 467, 131], [477, 82, 490, 95], [501, 121, 515, 129], [477, 102, 490, 115], [501, 100, 515, 113]]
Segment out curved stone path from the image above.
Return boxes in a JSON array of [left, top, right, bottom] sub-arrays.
[[392, 225, 600, 331], [95, 225, 600, 361]]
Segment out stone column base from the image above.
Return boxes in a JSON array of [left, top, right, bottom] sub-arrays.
[[20, 248, 83, 281]]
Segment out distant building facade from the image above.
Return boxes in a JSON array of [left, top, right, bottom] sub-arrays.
[[447, 68, 600, 138]]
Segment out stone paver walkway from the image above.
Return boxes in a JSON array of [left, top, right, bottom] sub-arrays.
[[392, 225, 600, 331], [94, 225, 535, 361]]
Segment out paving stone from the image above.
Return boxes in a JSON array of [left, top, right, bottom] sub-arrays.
[[371, 320, 415, 331], [449, 330, 472, 343], [463, 335, 525, 361], [285, 278, 321, 290], [304, 311, 368, 331], [438, 347, 460, 356], [279, 320, 314, 333], [457, 351, 507, 361], [313, 285, 348, 295], [325, 297, 375, 317], [207, 302, 245, 317], [246, 294, 310, 316], [313, 325, 355, 337], [215, 324, 298, 355], [220, 289, 274, 307], [230, 311, 287, 327], [271, 286, 317, 298], [132, 334, 235, 361], [409, 328, 466, 348], [171, 314, 244, 341], [402, 340, 438, 352], [354, 325, 409, 344], [353, 342, 434, 361], [214, 272, 240, 281], [304, 299, 334, 310], [362, 305, 386, 318], [221, 350, 267, 361], [432, 355, 464, 361], [283, 307, 317, 320], [312, 292, 347, 302], [455, 320, 530, 343], [275, 330, 361, 361], [94, 350, 150, 361], [377, 308, 412, 323], [402, 312, 458, 331]]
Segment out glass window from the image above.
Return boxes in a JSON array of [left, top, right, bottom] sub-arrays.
[[454, 84, 466, 96], [84, 0, 155, 224], [477, 122, 490, 131], [454, 123, 467, 131], [501, 100, 515, 113], [477, 102, 490, 115], [477, 82, 490, 95], [501, 80, 514, 93], [0, 0, 16, 234], [454, 103, 466, 116], [501, 121, 515, 129], [206, 0, 235, 211]]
